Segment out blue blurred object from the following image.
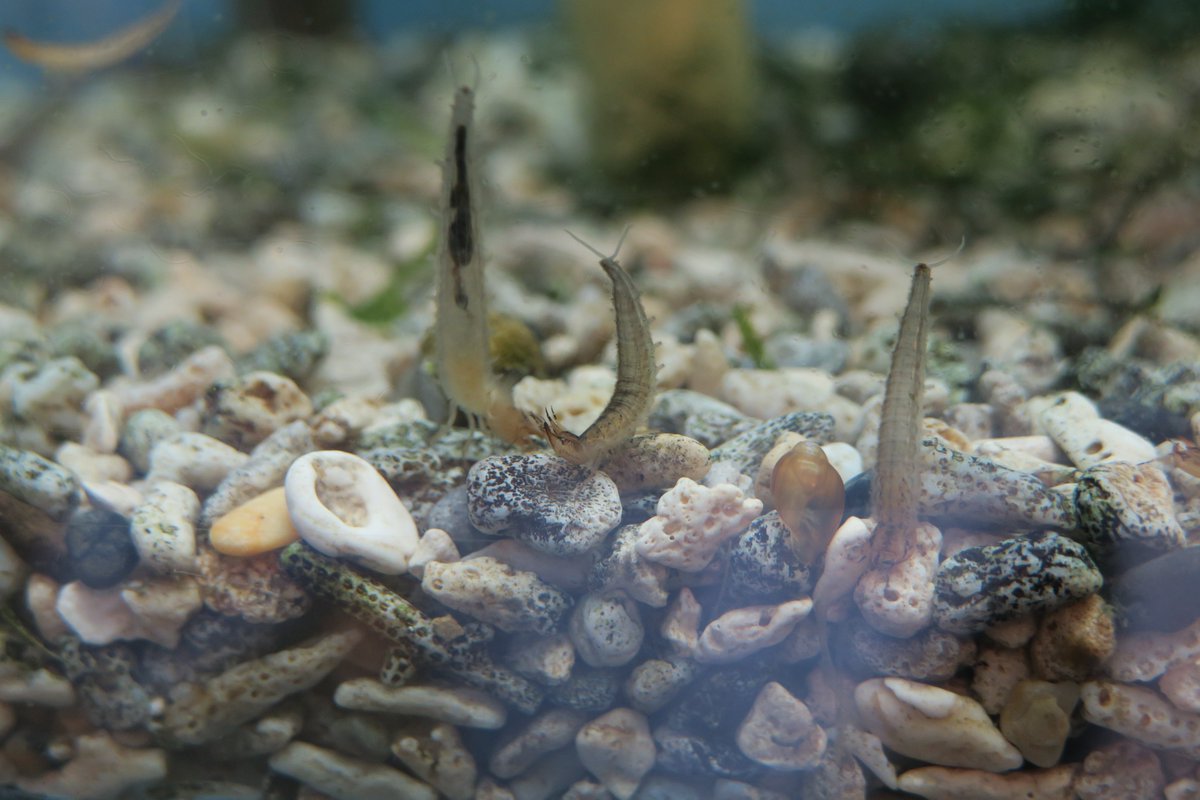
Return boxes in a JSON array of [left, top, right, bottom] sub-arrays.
[[0, 0, 1065, 83]]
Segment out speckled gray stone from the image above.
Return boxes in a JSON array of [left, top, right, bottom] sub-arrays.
[[504, 633, 575, 687], [490, 708, 588, 780], [917, 437, 1078, 530], [569, 591, 644, 668], [201, 421, 315, 527], [624, 657, 698, 715], [649, 390, 755, 449], [1075, 461, 1185, 553], [547, 668, 621, 712], [709, 412, 835, 475], [422, 557, 572, 635], [588, 524, 670, 608], [0, 445, 80, 522], [117, 409, 183, 475], [653, 726, 760, 780], [934, 532, 1103, 635], [200, 371, 313, 450], [726, 511, 812, 604], [467, 454, 622, 556], [833, 616, 976, 681]]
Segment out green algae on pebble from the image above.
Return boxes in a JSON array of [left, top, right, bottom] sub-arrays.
[[279, 542, 542, 713]]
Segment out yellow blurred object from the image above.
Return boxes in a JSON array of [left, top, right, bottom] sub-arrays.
[[565, 0, 759, 195]]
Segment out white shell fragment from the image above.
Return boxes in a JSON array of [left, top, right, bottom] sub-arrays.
[[15, 733, 166, 800], [391, 722, 477, 800], [285, 450, 417, 574], [1081, 680, 1200, 759]]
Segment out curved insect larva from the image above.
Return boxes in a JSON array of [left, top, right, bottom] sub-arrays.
[[870, 262, 932, 567], [3, 0, 181, 73], [543, 229, 657, 467], [434, 81, 493, 424]]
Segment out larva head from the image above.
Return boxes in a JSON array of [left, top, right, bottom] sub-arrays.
[[771, 441, 845, 565]]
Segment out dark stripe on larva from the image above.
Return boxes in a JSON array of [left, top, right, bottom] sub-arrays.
[[448, 124, 473, 309]]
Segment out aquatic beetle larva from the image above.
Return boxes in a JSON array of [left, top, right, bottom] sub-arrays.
[[542, 229, 657, 467]]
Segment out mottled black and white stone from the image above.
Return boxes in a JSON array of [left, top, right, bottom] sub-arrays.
[[467, 454, 622, 556], [832, 615, 976, 681], [917, 438, 1078, 530], [649, 390, 755, 449], [709, 412, 835, 475], [726, 511, 812, 604], [625, 657, 698, 715], [654, 726, 761, 780], [421, 557, 572, 635], [1075, 461, 1185, 553], [546, 667, 621, 712], [933, 532, 1103, 635]]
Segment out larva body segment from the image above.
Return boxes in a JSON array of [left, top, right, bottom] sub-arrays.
[[544, 233, 657, 467], [871, 262, 932, 566], [435, 84, 493, 422]]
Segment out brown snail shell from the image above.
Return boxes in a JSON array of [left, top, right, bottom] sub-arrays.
[[771, 441, 845, 565]]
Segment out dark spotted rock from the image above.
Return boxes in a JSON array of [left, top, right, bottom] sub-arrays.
[[934, 532, 1102, 635], [726, 511, 812, 604], [709, 412, 835, 475], [649, 389, 754, 449], [654, 726, 761, 779], [1075, 461, 1185, 555], [65, 507, 139, 589], [917, 438, 1077, 530], [467, 454, 622, 556], [547, 667, 621, 712], [832, 615, 975, 681], [668, 661, 775, 735], [59, 639, 152, 730]]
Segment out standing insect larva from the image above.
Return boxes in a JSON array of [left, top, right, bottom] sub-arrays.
[[870, 261, 932, 567], [434, 82, 493, 425], [542, 229, 657, 467]]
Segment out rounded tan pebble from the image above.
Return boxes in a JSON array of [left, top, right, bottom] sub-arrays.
[[575, 708, 654, 800], [1029, 594, 1115, 682], [599, 433, 710, 494], [735, 681, 826, 770], [897, 764, 1077, 800], [1081, 680, 1200, 759], [1076, 740, 1165, 800], [855, 677, 1023, 772], [210, 486, 298, 557], [1161, 658, 1200, 713], [269, 740, 436, 800], [998, 680, 1079, 768]]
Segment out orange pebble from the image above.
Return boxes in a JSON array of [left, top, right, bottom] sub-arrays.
[[209, 486, 298, 557]]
